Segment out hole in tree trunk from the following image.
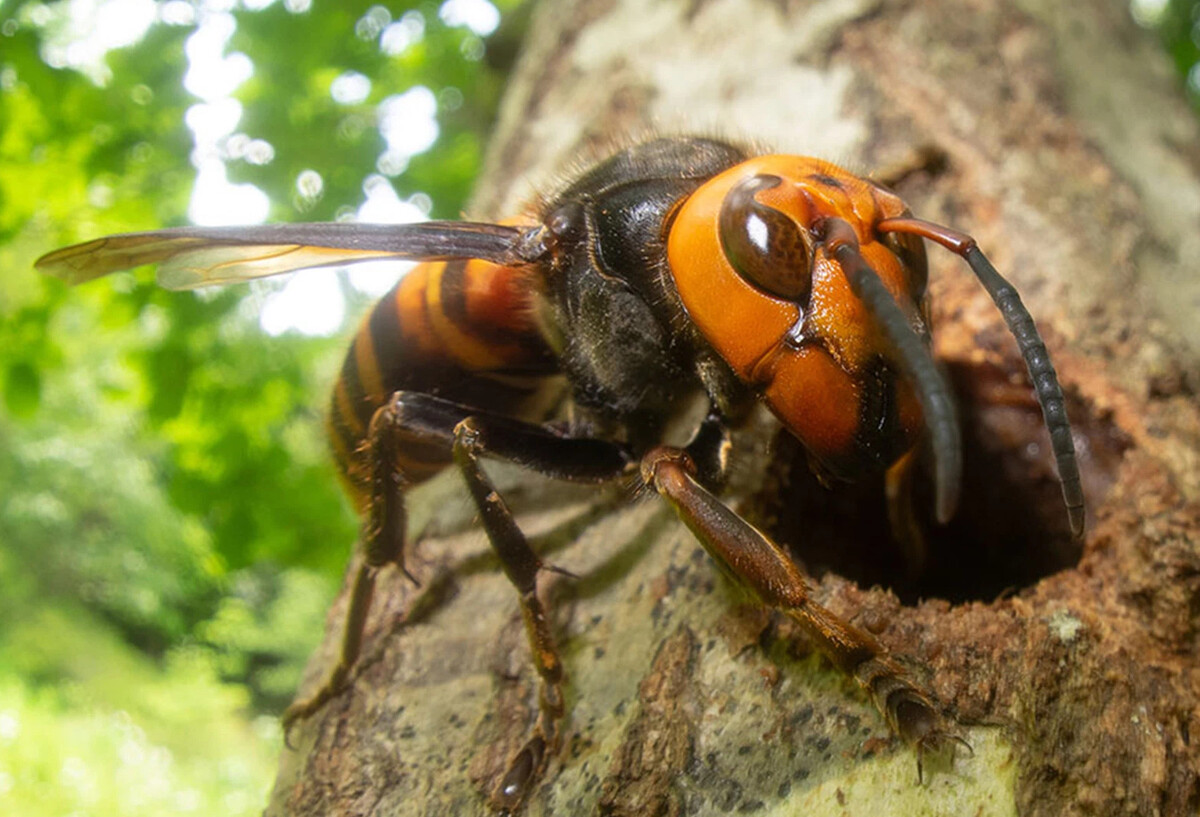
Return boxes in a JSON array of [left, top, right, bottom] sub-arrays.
[[749, 358, 1129, 605]]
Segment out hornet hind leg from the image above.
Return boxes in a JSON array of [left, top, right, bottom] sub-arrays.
[[286, 390, 636, 814], [283, 396, 433, 734]]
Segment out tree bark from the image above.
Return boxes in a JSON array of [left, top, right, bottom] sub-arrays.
[[269, 1, 1200, 815]]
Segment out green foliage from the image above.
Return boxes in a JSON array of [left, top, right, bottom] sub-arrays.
[[230, 0, 506, 220], [0, 633, 279, 817], [0, 17, 192, 244], [1, 0, 521, 814], [1149, 1, 1200, 110]]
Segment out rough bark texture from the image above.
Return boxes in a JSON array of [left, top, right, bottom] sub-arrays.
[[270, 1, 1200, 815]]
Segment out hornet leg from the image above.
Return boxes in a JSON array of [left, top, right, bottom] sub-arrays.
[[885, 447, 928, 578], [288, 390, 635, 813], [283, 396, 427, 733], [641, 445, 967, 779]]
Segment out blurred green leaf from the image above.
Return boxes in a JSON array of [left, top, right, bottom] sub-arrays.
[[3, 361, 41, 416], [1151, 1, 1200, 110], [1, 2, 523, 814]]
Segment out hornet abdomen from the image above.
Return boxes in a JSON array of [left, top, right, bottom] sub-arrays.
[[328, 256, 556, 504]]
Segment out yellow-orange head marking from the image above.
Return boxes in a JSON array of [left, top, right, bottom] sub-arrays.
[[667, 155, 929, 479]]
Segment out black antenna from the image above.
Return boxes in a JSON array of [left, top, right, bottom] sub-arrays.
[[878, 217, 1085, 538]]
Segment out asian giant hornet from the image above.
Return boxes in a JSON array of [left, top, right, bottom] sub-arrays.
[[38, 136, 1084, 813]]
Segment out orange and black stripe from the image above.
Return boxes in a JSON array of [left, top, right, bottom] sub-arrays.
[[328, 257, 557, 505]]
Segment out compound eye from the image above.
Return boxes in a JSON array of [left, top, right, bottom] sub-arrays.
[[881, 226, 928, 300], [718, 174, 812, 301]]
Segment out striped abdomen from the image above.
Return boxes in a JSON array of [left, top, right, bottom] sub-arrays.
[[328, 257, 557, 506]]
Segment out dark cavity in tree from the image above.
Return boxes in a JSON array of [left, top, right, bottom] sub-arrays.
[[750, 358, 1128, 604]]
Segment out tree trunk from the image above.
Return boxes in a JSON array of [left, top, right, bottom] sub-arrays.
[[269, 1, 1200, 815]]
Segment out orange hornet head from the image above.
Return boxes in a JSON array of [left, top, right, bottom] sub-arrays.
[[667, 155, 936, 486]]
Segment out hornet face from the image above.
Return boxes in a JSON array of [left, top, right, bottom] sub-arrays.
[[668, 156, 932, 484]]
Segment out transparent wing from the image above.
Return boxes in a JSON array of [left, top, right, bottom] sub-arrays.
[[36, 221, 536, 290]]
